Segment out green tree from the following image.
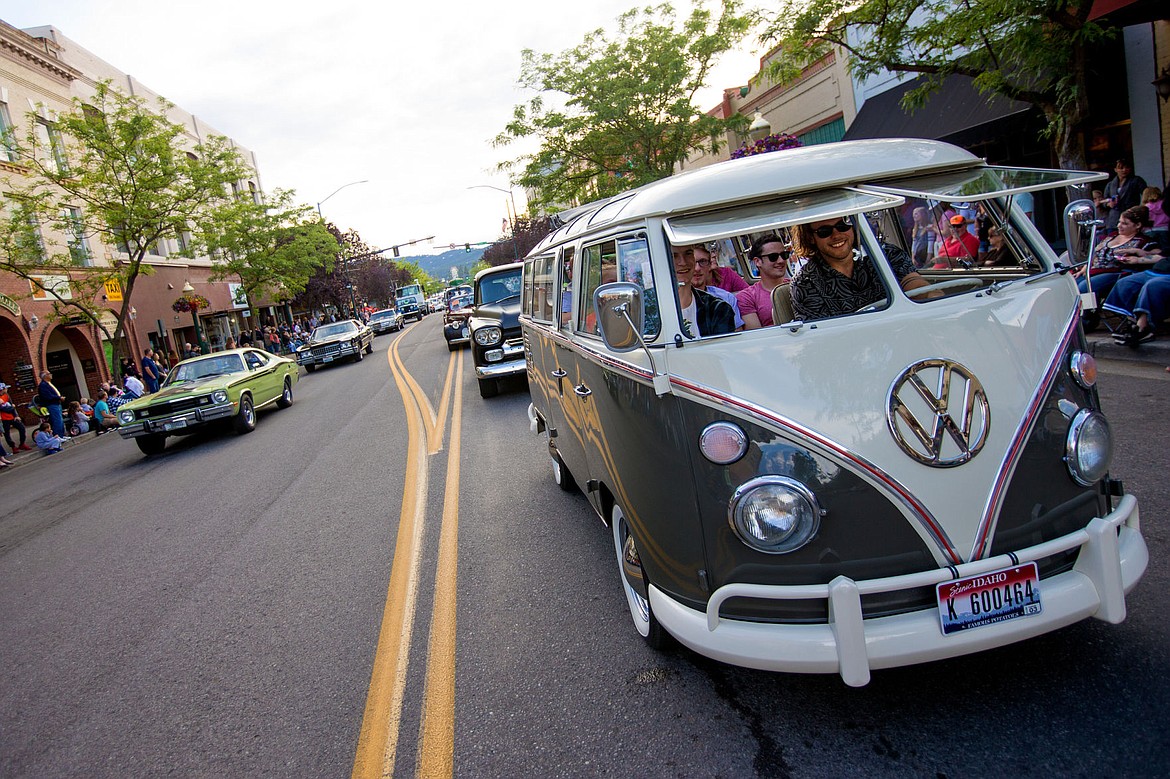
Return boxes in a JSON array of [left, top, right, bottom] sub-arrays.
[[0, 80, 251, 358], [203, 188, 338, 310], [759, 0, 1115, 169], [495, 1, 752, 210]]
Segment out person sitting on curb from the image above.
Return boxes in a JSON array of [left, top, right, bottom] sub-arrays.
[[0, 381, 31, 452], [93, 391, 117, 434], [0, 441, 13, 468], [33, 422, 68, 455]]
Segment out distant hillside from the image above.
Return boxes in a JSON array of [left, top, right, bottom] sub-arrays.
[[401, 248, 486, 282]]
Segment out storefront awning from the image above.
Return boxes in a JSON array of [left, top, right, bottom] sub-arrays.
[[843, 74, 1034, 143]]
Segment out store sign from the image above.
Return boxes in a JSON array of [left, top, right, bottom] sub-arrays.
[[103, 278, 123, 302], [30, 275, 72, 301], [0, 292, 20, 317], [229, 282, 249, 309]]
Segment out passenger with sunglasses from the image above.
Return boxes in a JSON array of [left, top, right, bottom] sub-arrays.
[[790, 217, 925, 321], [737, 234, 792, 329], [690, 244, 744, 331]]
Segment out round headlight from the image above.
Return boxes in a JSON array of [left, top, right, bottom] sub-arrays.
[[212, 390, 228, 404], [118, 409, 135, 424], [699, 422, 748, 465], [728, 476, 822, 554], [1069, 350, 1097, 389], [474, 326, 502, 346], [1066, 409, 1112, 486]]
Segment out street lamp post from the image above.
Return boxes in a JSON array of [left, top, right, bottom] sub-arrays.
[[316, 179, 369, 218], [317, 180, 369, 318], [181, 281, 209, 354], [468, 184, 520, 262]]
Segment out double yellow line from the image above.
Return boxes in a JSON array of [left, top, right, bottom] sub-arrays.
[[352, 331, 463, 779]]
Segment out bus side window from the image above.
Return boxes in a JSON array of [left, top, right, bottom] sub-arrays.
[[560, 247, 576, 331]]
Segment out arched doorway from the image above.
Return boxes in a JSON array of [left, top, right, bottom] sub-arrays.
[[42, 324, 106, 404]]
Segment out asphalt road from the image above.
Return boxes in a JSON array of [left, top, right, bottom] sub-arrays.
[[0, 318, 1166, 778]]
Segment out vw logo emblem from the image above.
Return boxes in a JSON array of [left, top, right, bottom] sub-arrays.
[[887, 359, 989, 467]]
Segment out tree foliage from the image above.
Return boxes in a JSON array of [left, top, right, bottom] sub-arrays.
[[0, 81, 250, 354], [759, 0, 1115, 169], [203, 188, 338, 309], [495, 1, 752, 210], [480, 216, 557, 266]]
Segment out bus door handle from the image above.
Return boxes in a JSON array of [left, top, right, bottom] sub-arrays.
[[573, 384, 592, 398]]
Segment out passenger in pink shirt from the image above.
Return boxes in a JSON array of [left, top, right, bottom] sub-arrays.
[[708, 263, 749, 293], [933, 214, 980, 268], [736, 234, 793, 329]]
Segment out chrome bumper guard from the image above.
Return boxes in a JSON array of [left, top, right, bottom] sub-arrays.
[[652, 494, 1147, 687], [474, 342, 525, 379], [117, 402, 235, 438], [297, 343, 360, 365]]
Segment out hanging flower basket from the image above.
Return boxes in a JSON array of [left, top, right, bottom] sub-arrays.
[[172, 294, 210, 313], [730, 133, 802, 160]]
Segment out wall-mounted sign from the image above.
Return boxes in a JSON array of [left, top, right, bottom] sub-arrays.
[[103, 278, 123, 302], [229, 282, 249, 309], [0, 292, 20, 317], [30, 275, 72, 301]]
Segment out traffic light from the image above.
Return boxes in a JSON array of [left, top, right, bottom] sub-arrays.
[[465, 243, 470, 253]]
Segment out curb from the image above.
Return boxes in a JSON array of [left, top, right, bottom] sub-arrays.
[[1085, 331, 1170, 366], [2, 429, 112, 471]]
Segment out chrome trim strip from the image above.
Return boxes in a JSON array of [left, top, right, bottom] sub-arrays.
[[475, 358, 526, 379], [969, 309, 1080, 560]]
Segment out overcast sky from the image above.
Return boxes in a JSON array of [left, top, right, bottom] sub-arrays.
[[1, 0, 762, 255]]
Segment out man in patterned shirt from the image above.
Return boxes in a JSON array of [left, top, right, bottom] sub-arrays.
[[790, 216, 926, 321]]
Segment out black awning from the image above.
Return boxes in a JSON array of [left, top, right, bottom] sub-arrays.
[[843, 74, 1034, 143]]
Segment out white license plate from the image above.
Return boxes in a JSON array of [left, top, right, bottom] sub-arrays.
[[936, 562, 1041, 635], [323, 355, 333, 363], [163, 419, 188, 431]]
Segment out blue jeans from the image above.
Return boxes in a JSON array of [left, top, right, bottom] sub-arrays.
[[1077, 271, 1128, 304], [47, 404, 65, 437], [1104, 271, 1170, 323]]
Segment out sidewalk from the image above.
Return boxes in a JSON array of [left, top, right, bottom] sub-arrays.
[[3, 428, 112, 470], [1085, 328, 1170, 367]]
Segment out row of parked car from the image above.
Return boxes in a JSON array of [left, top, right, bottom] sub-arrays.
[[441, 268, 526, 398]]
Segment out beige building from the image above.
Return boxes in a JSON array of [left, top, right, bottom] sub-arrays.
[[0, 19, 272, 413], [679, 47, 857, 173]]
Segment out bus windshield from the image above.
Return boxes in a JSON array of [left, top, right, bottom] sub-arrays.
[[396, 284, 422, 299]]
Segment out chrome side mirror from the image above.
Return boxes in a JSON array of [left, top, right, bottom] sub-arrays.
[[594, 282, 644, 353], [1063, 199, 1100, 266]]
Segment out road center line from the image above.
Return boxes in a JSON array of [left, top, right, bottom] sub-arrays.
[[417, 347, 463, 777]]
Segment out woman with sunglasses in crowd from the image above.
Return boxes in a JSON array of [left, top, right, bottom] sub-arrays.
[[790, 216, 927, 321]]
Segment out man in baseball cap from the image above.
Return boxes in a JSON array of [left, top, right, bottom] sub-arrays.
[[934, 213, 980, 268]]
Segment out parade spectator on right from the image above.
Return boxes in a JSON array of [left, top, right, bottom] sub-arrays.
[[933, 214, 980, 268], [0, 381, 30, 452], [1103, 245, 1170, 347], [67, 401, 90, 435], [1142, 186, 1167, 252], [910, 207, 937, 268], [981, 227, 1017, 267], [1101, 158, 1147, 232], [123, 372, 145, 399], [1075, 205, 1156, 330]]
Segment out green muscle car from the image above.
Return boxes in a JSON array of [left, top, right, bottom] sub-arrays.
[[116, 348, 299, 455]]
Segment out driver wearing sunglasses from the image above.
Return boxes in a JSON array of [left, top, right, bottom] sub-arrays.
[[790, 216, 927, 321]]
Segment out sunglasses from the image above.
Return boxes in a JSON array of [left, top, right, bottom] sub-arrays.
[[757, 251, 791, 263], [812, 221, 853, 239]]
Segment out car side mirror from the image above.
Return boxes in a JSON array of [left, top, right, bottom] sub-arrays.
[[1063, 199, 1100, 266], [594, 282, 644, 353]]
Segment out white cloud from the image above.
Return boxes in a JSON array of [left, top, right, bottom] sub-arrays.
[[2, 0, 762, 254]]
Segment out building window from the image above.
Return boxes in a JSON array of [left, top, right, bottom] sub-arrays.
[[35, 118, 68, 175], [5, 198, 45, 261], [248, 181, 259, 204], [65, 207, 91, 266], [0, 102, 18, 162]]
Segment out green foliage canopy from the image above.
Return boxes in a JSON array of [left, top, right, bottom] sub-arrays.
[[759, 0, 1115, 169], [0, 81, 251, 353], [496, 1, 752, 210]]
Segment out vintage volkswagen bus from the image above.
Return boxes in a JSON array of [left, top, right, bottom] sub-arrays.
[[518, 139, 1147, 686]]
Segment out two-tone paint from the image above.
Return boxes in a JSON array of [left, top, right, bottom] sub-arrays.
[[518, 139, 1147, 686]]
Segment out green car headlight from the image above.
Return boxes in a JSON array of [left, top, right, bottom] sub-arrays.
[[211, 390, 228, 404], [118, 409, 135, 424]]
